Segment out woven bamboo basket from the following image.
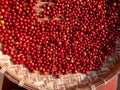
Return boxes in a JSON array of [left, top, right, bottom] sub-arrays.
[[0, 1, 120, 90]]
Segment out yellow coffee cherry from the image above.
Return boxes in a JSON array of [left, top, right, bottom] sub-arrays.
[[1, 9, 5, 13], [0, 16, 3, 19], [0, 20, 5, 25], [114, 3, 116, 6], [47, 7, 50, 10]]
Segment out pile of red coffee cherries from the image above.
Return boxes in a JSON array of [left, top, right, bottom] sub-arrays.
[[0, 0, 119, 77]]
